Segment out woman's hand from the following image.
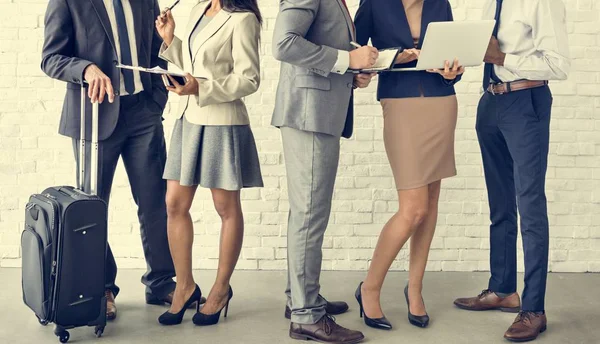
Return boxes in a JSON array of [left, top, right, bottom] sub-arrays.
[[427, 59, 465, 80], [353, 73, 376, 89], [166, 74, 199, 96], [395, 48, 420, 64], [155, 8, 175, 46]]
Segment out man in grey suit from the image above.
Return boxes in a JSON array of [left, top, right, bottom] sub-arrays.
[[272, 0, 377, 342], [41, 0, 182, 320]]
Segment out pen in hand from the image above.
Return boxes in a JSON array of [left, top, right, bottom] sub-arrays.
[[167, 0, 180, 11], [348, 41, 380, 72]]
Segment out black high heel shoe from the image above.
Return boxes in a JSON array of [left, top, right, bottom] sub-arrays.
[[404, 284, 430, 328], [193, 286, 233, 326], [158, 285, 202, 326], [355, 282, 392, 330]]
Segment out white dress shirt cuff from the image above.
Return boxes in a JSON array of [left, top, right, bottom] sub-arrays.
[[331, 50, 350, 74], [502, 54, 520, 75]]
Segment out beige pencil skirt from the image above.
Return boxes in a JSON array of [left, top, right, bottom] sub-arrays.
[[381, 95, 458, 190]]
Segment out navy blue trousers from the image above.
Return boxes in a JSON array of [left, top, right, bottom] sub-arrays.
[[476, 85, 552, 312]]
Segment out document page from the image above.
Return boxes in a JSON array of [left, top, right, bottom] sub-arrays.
[[359, 49, 399, 72], [116, 64, 187, 77]]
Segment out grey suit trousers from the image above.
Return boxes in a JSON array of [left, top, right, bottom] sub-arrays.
[[281, 126, 341, 324]]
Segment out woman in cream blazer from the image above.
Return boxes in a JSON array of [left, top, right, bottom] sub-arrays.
[[155, 0, 263, 327]]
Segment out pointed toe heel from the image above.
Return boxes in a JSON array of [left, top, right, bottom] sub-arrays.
[[355, 282, 392, 330], [404, 285, 430, 328], [158, 285, 202, 326], [193, 286, 233, 326]]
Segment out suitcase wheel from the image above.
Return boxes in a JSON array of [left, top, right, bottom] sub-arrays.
[[95, 326, 104, 338], [54, 328, 70, 343], [36, 315, 49, 326], [58, 331, 69, 343]]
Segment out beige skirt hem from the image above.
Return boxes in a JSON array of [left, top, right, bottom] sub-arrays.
[[395, 169, 457, 191]]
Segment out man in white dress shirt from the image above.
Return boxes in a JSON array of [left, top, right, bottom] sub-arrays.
[[41, 0, 186, 320], [453, 0, 570, 342]]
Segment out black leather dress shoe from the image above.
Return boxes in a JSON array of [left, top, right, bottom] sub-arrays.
[[285, 295, 349, 319]]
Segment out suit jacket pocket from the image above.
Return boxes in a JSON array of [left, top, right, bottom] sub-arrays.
[[294, 75, 331, 91]]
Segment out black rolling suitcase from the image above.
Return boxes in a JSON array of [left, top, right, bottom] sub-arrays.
[[21, 87, 108, 343]]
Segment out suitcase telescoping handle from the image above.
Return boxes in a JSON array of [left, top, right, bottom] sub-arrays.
[[79, 86, 99, 196]]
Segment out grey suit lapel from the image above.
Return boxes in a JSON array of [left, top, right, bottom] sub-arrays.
[[89, 0, 117, 56], [334, 0, 355, 41]]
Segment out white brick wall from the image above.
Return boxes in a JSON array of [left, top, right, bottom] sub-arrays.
[[1, 0, 599, 273]]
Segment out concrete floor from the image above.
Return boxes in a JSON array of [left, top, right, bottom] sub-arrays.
[[1, 269, 598, 344]]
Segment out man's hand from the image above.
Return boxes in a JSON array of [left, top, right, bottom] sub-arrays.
[[427, 59, 465, 80], [349, 46, 379, 70], [166, 73, 199, 96], [353, 73, 376, 89], [83, 64, 115, 103], [395, 48, 420, 64], [155, 9, 175, 47], [484, 37, 506, 66]]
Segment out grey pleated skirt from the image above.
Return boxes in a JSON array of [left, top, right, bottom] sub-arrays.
[[163, 117, 264, 190]]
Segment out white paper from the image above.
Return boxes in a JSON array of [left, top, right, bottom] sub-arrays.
[[116, 64, 187, 77], [360, 49, 399, 71]]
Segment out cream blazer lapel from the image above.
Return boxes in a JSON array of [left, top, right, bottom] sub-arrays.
[[190, 10, 232, 65], [181, 2, 209, 72], [182, 3, 233, 71]]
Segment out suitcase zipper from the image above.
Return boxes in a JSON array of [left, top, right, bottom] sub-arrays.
[[51, 261, 57, 277], [34, 193, 60, 320]]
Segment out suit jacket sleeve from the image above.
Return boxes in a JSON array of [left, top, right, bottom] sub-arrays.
[[195, 14, 261, 107], [354, 0, 373, 47], [442, 1, 462, 86], [159, 36, 185, 70], [41, 0, 93, 84], [272, 0, 339, 77], [150, 0, 168, 110]]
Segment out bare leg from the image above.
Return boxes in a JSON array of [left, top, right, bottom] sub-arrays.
[[361, 186, 430, 318], [408, 181, 442, 316], [165, 180, 198, 313], [201, 188, 244, 315]]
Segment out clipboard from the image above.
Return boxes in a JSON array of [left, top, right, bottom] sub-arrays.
[[116, 64, 205, 87], [348, 47, 401, 74]]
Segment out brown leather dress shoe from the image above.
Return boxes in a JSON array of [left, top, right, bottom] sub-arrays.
[[504, 311, 547, 342], [454, 289, 521, 312], [290, 315, 364, 344], [285, 297, 349, 319], [105, 290, 117, 321]]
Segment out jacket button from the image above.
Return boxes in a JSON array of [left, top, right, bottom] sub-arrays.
[[347, 83, 353, 88], [113, 60, 119, 66], [114, 90, 120, 96]]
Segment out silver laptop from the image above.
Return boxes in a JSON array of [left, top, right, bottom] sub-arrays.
[[393, 20, 496, 71]]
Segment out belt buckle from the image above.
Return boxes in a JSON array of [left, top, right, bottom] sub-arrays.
[[491, 83, 506, 96]]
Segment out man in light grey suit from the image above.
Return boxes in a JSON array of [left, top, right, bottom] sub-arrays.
[[272, 0, 377, 342]]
